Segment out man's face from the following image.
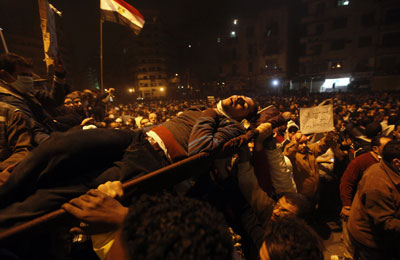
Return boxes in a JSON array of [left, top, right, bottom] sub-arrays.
[[64, 98, 74, 108], [140, 118, 149, 127], [271, 196, 299, 221], [221, 95, 256, 120], [72, 97, 82, 109], [149, 113, 157, 124], [298, 141, 308, 153]]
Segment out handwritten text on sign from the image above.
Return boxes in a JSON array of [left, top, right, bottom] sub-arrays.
[[299, 104, 334, 134]]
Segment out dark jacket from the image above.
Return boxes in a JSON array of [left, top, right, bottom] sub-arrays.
[[0, 102, 33, 171], [348, 161, 400, 251], [0, 78, 66, 144]]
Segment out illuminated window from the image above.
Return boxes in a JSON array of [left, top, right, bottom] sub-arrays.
[[337, 0, 349, 6], [330, 61, 343, 70]]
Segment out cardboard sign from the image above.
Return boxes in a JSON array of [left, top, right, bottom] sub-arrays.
[[300, 104, 334, 134]]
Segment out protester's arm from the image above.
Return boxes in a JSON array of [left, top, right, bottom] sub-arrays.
[[262, 138, 297, 194], [101, 88, 115, 103], [309, 131, 335, 157], [62, 188, 128, 234], [0, 111, 33, 171], [237, 147, 273, 220], [252, 123, 275, 195], [188, 108, 245, 155], [283, 133, 301, 159]]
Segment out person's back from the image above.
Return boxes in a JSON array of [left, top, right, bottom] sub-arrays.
[[347, 140, 400, 259]]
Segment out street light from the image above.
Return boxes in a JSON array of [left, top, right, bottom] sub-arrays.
[[272, 79, 280, 87]]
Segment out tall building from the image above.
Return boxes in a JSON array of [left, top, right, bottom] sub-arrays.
[[299, 0, 400, 92], [132, 10, 170, 99], [217, 2, 299, 95]]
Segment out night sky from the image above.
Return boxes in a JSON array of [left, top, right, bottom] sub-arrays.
[[1, 0, 272, 88], [50, 0, 240, 67]]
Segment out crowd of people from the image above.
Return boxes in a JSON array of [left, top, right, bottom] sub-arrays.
[[0, 52, 399, 260]]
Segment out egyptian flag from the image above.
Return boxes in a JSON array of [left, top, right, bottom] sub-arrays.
[[100, 0, 145, 35]]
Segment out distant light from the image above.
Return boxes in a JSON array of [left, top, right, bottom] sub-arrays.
[[129, 88, 133, 93], [233, 19, 238, 25], [230, 31, 236, 38], [337, 0, 350, 6], [175, 73, 179, 76], [160, 87, 164, 92], [272, 79, 279, 87], [105, 89, 108, 92], [217, 37, 221, 43], [322, 77, 350, 89], [222, 82, 225, 85], [265, 64, 268, 68], [336, 63, 342, 68], [188, 44, 192, 48]]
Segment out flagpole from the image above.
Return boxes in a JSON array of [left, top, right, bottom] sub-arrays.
[[0, 27, 9, 53], [100, 17, 104, 94]]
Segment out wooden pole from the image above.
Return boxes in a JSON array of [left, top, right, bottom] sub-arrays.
[[0, 27, 9, 53]]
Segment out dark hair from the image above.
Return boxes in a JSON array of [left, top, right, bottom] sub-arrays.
[[365, 122, 382, 138], [382, 140, 400, 163], [370, 136, 382, 150], [263, 217, 324, 260], [288, 126, 298, 133], [122, 193, 233, 260], [281, 192, 313, 220], [388, 115, 399, 126], [0, 52, 33, 75]]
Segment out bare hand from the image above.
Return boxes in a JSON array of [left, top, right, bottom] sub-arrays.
[[97, 181, 123, 199], [80, 117, 95, 126], [255, 123, 272, 143], [62, 189, 129, 234], [292, 132, 303, 142]]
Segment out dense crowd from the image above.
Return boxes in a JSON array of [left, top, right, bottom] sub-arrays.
[[0, 52, 399, 260]]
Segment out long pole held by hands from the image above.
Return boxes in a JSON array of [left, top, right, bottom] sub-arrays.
[[0, 27, 9, 53]]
